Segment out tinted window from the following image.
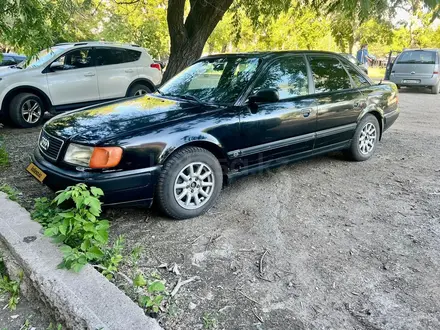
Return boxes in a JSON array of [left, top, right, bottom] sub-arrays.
[[159, 57, 260, 104], [126, 50, 141, 62], [344, 64, 370, 88], [55, 48, 92, 70], [309, 56, 352, 93], [252, 56, 309, 100], [1, 56, 16, 66], [397, 51, 436, 64], [96, 48, 125, 66]]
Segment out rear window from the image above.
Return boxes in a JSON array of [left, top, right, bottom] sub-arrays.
[[397, 51, 437, 64]]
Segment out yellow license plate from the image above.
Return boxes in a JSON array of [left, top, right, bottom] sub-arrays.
[[26, 163, 47, 183]]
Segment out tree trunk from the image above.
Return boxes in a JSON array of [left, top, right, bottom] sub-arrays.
[[162, 0, 234, 83]]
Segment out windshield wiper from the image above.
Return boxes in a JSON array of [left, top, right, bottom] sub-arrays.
[[159, 92, 203, 104], [9, 65, 22, 69], [179, 94, 202, 103]]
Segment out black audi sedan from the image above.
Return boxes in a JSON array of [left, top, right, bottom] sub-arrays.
[[28, 51, 399, 219]]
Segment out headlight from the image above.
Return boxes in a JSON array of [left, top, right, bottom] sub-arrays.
[[64, 143, 123, 169], [64, 143, 94, 167]]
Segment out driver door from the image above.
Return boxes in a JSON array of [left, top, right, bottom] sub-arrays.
[[238, 55, 317, 168], [46, 47, 99, 106]]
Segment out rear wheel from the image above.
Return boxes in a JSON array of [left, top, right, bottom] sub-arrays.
[[128, 84, 152, 97], [9, 93, 45, 128], [156, 147, 223, 220], [346, 114, 380, 161], [431, 81, 440, 94]]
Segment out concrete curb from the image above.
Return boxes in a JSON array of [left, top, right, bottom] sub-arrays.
[[0, 192, 162, 330]]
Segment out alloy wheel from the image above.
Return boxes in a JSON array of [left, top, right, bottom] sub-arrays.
[[21, 100, 42, 124], [134, 89, 148, 96], [173, 162, 215, 210], [358, 122, 377, 155]]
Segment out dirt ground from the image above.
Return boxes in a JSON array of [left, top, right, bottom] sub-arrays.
[[0, 88, 439, 330]]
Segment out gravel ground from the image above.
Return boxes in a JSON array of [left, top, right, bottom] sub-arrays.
[[0, 88, 439, 330]]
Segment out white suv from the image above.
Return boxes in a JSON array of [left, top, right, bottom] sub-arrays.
[[0, 42, 162, 128]]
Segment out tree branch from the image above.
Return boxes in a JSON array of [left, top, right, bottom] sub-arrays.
[[167, 0, 187, 44]]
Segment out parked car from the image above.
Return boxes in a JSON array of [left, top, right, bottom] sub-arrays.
[[388, 48, 440, 94], [1, 53, 26, 67], [0, 42, 162, 128], [27, 51, 399, 219], [339, 53, 368, 74]]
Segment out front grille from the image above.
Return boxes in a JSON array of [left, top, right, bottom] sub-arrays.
[[39, 130, 64, 161]]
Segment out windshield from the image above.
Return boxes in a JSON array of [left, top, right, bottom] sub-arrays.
[[397, 51, 437, 64], [18, 46, 70, 69], [159, 57, 261, 104]]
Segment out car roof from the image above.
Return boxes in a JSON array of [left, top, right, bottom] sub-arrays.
[[402, 48, 440, 52], [53, 41, 147, 51], [200, 50, 347, 61]]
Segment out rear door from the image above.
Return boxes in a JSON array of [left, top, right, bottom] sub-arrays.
[[239, 55, 317, 167], [95, 47, 140, 100], [393, 50, 437, 80], [307, 55, 365, 149]]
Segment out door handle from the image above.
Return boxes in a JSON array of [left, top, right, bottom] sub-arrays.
[[301, 109, 312, 118], [84, 72, 95, 77], [125, 69, 134, 73]]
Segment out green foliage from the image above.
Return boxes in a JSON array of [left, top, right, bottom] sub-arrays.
[[0, 141, 9, 167], [0, 256, 21, 311], [33, 183, 112, 273], [46, 323, 63, 330], [202, 313, 218, 329], [100, 236, 125, 280], [0, 184, 19, 201], [137, 276, 166, 314]]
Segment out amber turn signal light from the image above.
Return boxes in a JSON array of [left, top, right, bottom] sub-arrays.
[[89, 147, 123, 169]]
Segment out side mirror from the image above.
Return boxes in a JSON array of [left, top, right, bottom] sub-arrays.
[[50, 61, 64, 71], [248, 88, 280, 104]]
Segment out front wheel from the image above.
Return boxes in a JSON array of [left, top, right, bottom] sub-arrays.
[[346, 114, 380, 161], [156, 147, 223, 220], [9, 93, 45, 128]]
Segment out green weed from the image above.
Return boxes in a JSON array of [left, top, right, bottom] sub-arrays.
[[0, 184, 18, 201]]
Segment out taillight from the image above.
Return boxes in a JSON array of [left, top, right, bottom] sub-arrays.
[[150, 63, 161, 71], [434, 71, 439, 74]]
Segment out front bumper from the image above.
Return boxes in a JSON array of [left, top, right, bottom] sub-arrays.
[[32, 149, 161, 207]]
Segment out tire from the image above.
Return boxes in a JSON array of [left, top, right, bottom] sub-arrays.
[[128, 84, 152, 97], [431, 81, 440, 94], [346, 114, 380, 161], [156, 147, 223, 220], [9, 93, 45, 128]]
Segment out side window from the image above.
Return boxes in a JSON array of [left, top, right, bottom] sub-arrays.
[[126, 50, 141, 62], [251, 56, 309, 100], [95, 48, 125, 66], [2, 56, 16, 66], [308, 56, 352, 93], [55, 48, 92, 70], [344, 64, 370, 88]]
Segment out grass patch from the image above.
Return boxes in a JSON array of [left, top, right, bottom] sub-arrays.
[[0, 254, 21, 310], [0, 183, 19, 201], [368, 66, 386, 80], [0, 143, 9, 167]]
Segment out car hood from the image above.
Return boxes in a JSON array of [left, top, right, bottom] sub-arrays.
[[44, 95, 213, 144], [0, 66, 24, 77]]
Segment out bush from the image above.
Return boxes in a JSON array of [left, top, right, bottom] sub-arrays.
[[33, 184, 122, 273]]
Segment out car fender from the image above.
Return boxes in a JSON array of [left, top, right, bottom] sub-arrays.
[[1, 83, 52, 113], [126, 78, 157, 95], [158, 132, 228, 166], [357, 102, 385, 140]]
